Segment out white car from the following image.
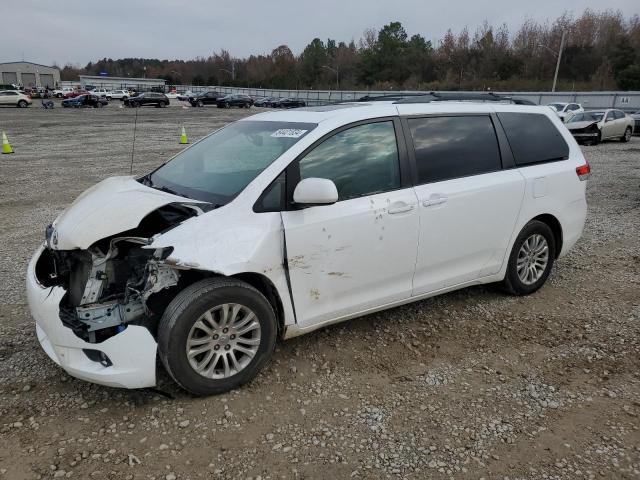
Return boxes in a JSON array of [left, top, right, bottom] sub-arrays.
[[106, 90, 129, 100], [27, 99, 589, 395], [88, 88, 109, 97], [53, 87, 75, 98], [0, 89, 32, 107], [566, 109, 634, 144], [547, 102, 583, 122]]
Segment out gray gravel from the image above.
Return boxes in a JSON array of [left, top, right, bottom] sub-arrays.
[[0, 105, 639, 479]]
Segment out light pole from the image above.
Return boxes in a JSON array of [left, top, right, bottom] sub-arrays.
[[321, 65, 339, 90], [538, 31, 566, 92], [219, 61, 236, 82]]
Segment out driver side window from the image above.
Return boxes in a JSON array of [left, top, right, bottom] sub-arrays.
[[297, 121, 401, 201]]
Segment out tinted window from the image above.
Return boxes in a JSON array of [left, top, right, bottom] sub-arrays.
[[497, 113, 569, 166], [614, 110, 625, 119], [408, 116, 501, 184], [298, 121, 400, 201]]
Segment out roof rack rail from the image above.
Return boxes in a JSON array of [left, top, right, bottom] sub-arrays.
[[357, 91, 536, 105], [357, 93, 425, 102]]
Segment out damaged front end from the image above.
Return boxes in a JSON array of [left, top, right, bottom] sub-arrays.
[[35, 203, 198, 345]]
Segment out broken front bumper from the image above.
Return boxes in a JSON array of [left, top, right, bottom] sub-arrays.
[[26, 245, 158, 389]]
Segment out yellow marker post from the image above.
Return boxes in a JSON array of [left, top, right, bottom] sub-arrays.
[[179, 126, 188, 145]]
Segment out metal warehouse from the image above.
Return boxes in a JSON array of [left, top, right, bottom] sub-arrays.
[[79, 75, 166, 90], [0, 62, 61, 88]]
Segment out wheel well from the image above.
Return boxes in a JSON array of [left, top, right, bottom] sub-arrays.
[[532, 214, 563, 258], [152, 269, 286, 338], [231, 272, 285, 337]]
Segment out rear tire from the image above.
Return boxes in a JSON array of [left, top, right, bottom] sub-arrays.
[[158, 278, 277, 396], [621, 127, 632, 143], [502, 220, 556, 296]]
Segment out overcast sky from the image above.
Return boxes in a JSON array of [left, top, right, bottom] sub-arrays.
[[2, 0, 638, 67]]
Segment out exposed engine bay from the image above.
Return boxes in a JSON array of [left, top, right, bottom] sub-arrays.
[[35, 203, 199, 343]]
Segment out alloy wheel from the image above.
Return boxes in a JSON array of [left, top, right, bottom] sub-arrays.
[[516, 234, 549, 285], [186, 303, 261, 379]]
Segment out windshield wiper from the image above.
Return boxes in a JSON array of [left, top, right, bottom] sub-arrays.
[[154, 184, 183, 196]]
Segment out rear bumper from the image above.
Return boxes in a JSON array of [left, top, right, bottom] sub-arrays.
[[559, 197, 587, 258], [26, 245, 157, 389]]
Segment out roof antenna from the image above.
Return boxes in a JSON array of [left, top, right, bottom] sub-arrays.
[[129, 106, 139, 174]]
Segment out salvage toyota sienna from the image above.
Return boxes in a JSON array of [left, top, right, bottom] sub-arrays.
[[27, 98, 589, 395]]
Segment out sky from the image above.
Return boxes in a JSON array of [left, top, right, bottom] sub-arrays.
[[2, 0, 638, 67]]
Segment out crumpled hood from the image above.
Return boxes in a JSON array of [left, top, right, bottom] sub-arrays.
[[51, 176, 205, 250], [567, 120, 599, 130]]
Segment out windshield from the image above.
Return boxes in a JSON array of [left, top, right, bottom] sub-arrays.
[[547, 103, 566, 111], [144, 120, 316, 205], [569, 112, 604, 123]]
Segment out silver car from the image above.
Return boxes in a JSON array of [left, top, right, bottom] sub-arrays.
[[566, 109, 634, 145]]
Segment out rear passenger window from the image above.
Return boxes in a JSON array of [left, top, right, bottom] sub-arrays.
[[497, 113, 569, 166], [298, 121, 400, 201], [408, 116, 502, 184]]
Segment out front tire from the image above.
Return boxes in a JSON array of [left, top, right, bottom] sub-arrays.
[[17, 100, 28, 108], [621, 127, 632, 143], [158, 278, 277, 396], [502, 220, 556, 296]]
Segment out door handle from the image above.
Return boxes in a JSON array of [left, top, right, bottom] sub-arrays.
[[422, 195, 448, 207], [388, 203, 415, 214]]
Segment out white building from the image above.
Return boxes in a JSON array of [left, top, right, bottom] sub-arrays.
[[0, 62, 61, 89], [79, 75, 166, 91]]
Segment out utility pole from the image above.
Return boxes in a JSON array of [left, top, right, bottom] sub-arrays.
[[551, 31, 566, 92], [321, 65, 339, 89]]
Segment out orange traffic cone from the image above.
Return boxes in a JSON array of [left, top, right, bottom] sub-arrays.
[[2, 131, 13, 154]]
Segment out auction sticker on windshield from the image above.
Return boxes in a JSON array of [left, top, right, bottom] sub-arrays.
[[271, 129, 308, 138]]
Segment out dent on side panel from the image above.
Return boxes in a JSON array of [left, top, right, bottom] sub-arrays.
[[150, 208, 296, 326]]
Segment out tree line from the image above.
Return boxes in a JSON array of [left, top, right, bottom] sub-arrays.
[[60, 9, 640, 91]]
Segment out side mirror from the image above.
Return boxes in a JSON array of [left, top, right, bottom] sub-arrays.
[[293, 178, 338, 206], [605, 117, 613, 122]]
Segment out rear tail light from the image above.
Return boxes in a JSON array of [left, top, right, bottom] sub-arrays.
[[576, 161, 591, 181]]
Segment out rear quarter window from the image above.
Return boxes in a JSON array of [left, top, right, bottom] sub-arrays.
[[497, 113, 569, 166]]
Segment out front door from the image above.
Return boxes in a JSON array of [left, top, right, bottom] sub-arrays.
[[403, 115, 525, 295], [281, 120, 419, 328]]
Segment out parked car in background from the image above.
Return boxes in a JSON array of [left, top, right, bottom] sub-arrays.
[[106, 90, 129, 101], [63, 89, 89, 99], [274, 97, 307, 108], [547, 102, 583, 122], [177, 90, 194, 101], [566, 109, 634, 144], [89, 88, 109, 97], [124, 92, 170, 108], [27, 100, 588, 395], [189, 91, 225, 107], [62, 94, 109, 108], [0, 90, 32, 108], [631, 110, 640, 135], [216, 94, 253, 108], [53, 87, 75, 98], [254, 96, 283, 107], [252, 96, 270, 107]]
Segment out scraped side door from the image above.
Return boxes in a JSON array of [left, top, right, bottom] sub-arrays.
[[281, 119, 419, 328]]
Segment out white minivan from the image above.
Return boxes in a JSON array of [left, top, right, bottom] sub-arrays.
[[27, 97, 589, 395]]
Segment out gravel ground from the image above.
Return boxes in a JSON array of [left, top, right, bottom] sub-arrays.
[[0, 104, 639, 480]]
